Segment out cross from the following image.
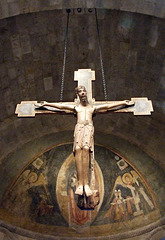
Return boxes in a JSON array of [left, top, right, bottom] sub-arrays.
[[15, 69, 153, 210], [15, 69, 153, 117]]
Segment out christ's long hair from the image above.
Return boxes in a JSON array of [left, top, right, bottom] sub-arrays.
[[75, 85, 87, 95]]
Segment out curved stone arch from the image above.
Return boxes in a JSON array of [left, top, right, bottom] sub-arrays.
[[0, 0, 164, 20], [0, 218, 164, 240]]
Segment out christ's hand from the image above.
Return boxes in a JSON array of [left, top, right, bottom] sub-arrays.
[[35, 101, 48, 108], [124, 100, 134, 106]]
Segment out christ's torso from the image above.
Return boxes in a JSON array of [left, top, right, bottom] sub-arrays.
[[75, 104, 95, 125]]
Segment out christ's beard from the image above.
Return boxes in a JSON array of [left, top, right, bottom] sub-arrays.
[[81, 96, 87, 102], [80, 96, 88, 105]]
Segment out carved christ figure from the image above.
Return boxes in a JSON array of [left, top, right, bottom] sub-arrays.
[[36, 85, 134, 197]]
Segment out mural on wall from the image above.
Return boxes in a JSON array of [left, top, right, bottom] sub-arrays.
[[103, 170, 155, 223], [1, 144, 157, 232], [56, 152, 104, 227]]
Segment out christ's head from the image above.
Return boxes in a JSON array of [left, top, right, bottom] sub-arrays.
[[75, 86, 88, 103]]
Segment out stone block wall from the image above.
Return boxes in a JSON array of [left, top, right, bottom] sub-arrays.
[[0, 9, 165, 169], [0, 0, 165, 20]]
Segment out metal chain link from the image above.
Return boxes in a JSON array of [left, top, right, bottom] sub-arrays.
[[95, 8, 108, 100], [60, 9, 70, 101]]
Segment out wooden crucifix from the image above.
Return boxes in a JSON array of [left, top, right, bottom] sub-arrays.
[[15, 69, 153, 210]]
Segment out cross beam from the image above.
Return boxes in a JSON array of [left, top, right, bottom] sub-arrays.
[[15, 69, 153, 117], [15, 98, 153, 117], [94, 98, 153, 115], [15, 101, 75, 117]]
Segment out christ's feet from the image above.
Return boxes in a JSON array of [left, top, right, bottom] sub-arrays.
[[84, 185, 92, 197], [75, 185, 93, 197], [75, 185, 83, 195]]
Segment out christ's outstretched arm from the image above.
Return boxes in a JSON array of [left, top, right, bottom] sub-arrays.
[[95, 100, 134, 112], [35, 101, 75, 112]]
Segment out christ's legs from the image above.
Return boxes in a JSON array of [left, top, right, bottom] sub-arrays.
[[75, 145, 92, 196], [75, 146, 83, 195], [83, 146, 92, 197]]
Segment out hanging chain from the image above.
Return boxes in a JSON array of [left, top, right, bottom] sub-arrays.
[[60, 9, 70, 101], [95, 8, 108, 101]]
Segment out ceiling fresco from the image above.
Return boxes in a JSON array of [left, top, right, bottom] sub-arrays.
[[0, 143, 160, 238]]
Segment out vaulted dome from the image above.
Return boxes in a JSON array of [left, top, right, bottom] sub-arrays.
[[0, 1, 164, 239]]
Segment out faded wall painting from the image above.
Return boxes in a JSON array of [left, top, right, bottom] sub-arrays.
[[1, 144, 158, 236]]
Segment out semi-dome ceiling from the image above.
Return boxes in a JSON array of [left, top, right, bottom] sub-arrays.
[[0, 1, 165, 239], [0, 7, 165, 168]]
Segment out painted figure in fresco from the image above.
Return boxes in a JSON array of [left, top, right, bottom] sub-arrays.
[[106, 170, 155, 223], [2, 169, 51, 219], [36, 86, 133, 197], [122, 172, 155, 215], [35, 195, 53, 217], [109, 189, 127, 223]]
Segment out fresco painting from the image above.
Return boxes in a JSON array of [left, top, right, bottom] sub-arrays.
[[1, 144, 157, 233], [56, 153, 104, 226], [104, 170, 155, 224]]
